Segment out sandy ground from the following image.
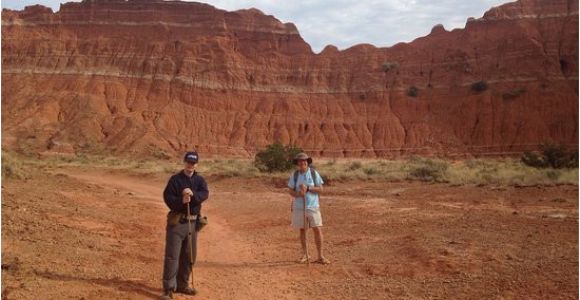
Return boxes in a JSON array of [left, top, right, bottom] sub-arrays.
[[2, 166, 578, 299]]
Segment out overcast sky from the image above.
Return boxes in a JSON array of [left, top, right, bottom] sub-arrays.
[[2, 0, 513, 52]]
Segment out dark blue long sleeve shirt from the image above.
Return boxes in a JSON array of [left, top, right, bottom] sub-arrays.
[[163, 170, 209, 215]]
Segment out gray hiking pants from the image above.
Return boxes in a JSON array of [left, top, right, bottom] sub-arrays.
[[162, 221, 197, 291]]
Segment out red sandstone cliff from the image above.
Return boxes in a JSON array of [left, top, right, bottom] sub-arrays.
[[2, 0, 578, 157]]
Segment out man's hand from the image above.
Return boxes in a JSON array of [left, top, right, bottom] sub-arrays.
[[182, 188, 193, 196], [299, 184, 307, 197], [182, 188, 193, 204]]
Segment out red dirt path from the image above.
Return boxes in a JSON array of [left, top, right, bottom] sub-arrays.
[[2, 167, 578, 299]]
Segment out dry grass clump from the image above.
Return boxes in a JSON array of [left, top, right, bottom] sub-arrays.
[[405, 156, 449, 182], [198, 158, 260, 178], [3, 151, 577, 186], [314, 157, 577, 186], [2, 150, 29, 180], [446, 158, 578, 186]]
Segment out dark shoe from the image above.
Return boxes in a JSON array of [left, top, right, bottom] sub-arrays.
[[176, 286, 198, 295], [160, 289, 173, 300]]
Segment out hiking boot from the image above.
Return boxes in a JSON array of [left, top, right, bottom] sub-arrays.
[[176, 286, 198, 295], [160, 289, 173, 300]]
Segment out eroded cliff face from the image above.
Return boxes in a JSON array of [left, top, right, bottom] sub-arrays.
[[2, 0, 578, 157]]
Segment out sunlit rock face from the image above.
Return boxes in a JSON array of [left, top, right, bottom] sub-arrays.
[[2, 0, 577, 157]]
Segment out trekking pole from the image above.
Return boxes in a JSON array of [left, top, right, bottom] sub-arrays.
[[186, 202, 196, 289], [303, 196, 310, 266]]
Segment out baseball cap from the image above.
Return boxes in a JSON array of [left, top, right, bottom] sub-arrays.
[[183, 151, 199, 163]]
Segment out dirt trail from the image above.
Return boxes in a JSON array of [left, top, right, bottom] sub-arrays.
[[2, 167, 578, 299], [65, 169, 305, 300]]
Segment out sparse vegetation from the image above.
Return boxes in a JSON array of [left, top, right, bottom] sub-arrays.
[[406, 156, 449, 182], [348, 161, 363, 170], [381, 61, 399, 72], [254, 142, 303, 173], [363, 166, 380, 176], [148, 146, 172, 160], [502, 88, 526, 100], [471, 80, 488, 93], [319, 157, 577, 186], [2, 151, 28, 180], [521, 144, 578, 169], [2, 149, 577, 186], [407, 86, 419, 97]]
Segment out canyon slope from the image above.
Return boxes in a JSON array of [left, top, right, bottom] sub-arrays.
[[2, 0, 578, 157]]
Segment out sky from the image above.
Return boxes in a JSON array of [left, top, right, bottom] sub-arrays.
[[1, 0, 513, 52]]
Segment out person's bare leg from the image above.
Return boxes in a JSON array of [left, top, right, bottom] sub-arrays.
[[313, 227, 330, 264], [299, 229, 309, 262]]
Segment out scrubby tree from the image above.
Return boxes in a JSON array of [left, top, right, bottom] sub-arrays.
[[471, 80, 488, 93], [407, 85, 419, 97], [382, 62, 399, 72], [521, 144, 578, 169], [254, 142, 303, 172]]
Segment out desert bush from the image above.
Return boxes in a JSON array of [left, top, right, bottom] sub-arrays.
[[407, 86, 419, 97], [569, 150, 579, 168], [545, 170, 561, 180], [542, 144, 577, 168], [2, 151, 27, 180], [382, 62, 399, 72], [475, 167, 499, 184], [471, 80, 488, 93], [521, 151, 545, 168], [521, 144, 578, 169], [407, 158, 449, 182], [348, 161, 363, 171], [150, 148, 172, 160], [363, 166, 380, 175], [254, 142, 303, 173]]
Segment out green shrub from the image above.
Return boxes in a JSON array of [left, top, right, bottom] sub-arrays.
[[521, 144, 578, 169], [471, 80, 488, 93], [254, 142, 303, 172], [569, 150, 579, 168], [407, 86, 419, 97], [407, 158, 448, 182], [542, 144, 577, 168], [382, 62, 399, 72], [521, 151, 545, 168]]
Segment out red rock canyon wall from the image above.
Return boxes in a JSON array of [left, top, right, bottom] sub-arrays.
[[2, 0, 578, 157]]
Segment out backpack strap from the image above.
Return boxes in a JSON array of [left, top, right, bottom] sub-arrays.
[[310, 168, 320, 199], [294, 168, 319, 187], [293, 170, 299, 188], [310, 168, 318, 186]]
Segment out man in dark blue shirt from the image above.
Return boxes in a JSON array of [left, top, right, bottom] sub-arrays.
[[161, 151, 209, 300]]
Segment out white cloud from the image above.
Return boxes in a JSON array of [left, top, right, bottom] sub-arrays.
[[1, 0, 513, 52]]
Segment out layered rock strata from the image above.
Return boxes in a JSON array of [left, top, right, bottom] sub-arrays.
[[2, 0, 578, 157]]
